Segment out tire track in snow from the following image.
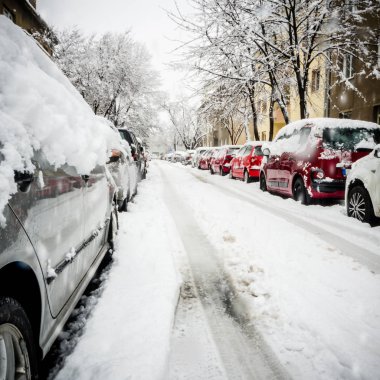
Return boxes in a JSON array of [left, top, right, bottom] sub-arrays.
[[187, 170, 380, 275], [161, 168, 289, 380]]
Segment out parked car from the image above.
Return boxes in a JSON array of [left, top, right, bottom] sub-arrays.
[[210, 145, 241, 175], [260, 118, 380, 204], [198, 148, 218, 170], [230, 142, 265, 182], [197, 149, 212, 170], [192, 147, 208, 168], [182, 150, 195, 166], [0, 18, 122, 378], [345, 145, 380, 224], [104, 122, 134, 211], [118, 128, 145, 181]]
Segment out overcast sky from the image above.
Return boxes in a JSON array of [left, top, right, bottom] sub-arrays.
[[38, 0, 192, 97]]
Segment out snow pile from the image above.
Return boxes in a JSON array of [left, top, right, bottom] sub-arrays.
[[0, 16, 120, 223]]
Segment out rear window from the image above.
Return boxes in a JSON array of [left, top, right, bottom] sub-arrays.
[[323, 128, 380, 151], [253, 146, 263, 156]]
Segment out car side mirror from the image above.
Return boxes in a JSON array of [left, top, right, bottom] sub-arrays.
[[375, 148, 380, 158], [108, 149, 122, 163], [262, 148, 270, 157]]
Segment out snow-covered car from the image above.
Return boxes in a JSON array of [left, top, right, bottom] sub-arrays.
[[345, 145, 380, 224], [260, 118, 380, 204], [182, 150, 195, 165], [118, 128, 146, 181], [198, 148, 214, 170], [230, 142, 265, 182], [0, 17, 120, 378], [210, 145, 241, 176], [192, 147, 208, 167]]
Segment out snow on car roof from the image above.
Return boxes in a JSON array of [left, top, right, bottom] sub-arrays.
[[0, 17, 121, 223], [244, 140, 267, 146], [276, 118, 380, 139]]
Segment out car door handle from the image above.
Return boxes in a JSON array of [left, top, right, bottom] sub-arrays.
[[81, 175, 90, 182]]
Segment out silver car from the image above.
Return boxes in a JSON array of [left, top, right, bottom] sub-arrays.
[[0, 150, 118, 379]]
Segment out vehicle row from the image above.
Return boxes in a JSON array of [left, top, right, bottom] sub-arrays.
[[192, 118, 380, 226]]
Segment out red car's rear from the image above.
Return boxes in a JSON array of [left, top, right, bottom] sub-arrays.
[[260, 118, 380, 203], [230, 142, 265, 182], [210, 145, 241, 175]]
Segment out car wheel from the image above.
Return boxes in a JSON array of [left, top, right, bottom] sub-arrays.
[[229, 170, 235, 180], [0, 297, 38, 380], [347, 186, 375, 224], [244, 170, 251, 184], [210, 166, 214, 175], [259, 173, 267, 191], [293, 177, 310, 205], [119, 197, 128, 212]]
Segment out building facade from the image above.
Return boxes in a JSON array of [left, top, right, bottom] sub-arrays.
[[1, 0, 54, 55]]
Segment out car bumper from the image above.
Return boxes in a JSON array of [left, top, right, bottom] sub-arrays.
[[311, 179, 346, 199]]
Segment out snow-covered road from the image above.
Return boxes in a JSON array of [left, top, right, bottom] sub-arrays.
[[48, 160, 380, 380]]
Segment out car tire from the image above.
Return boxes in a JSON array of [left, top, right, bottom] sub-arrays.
[[244, 170, 251, 184], [229, 170, 235, 180], [259, 173, 267, 191], [0, 297, 39, 380], [347, 185, 375, 224], [293, 177, 310, 205], [119, 197, 128, 212], [210, 166, 214, 175]]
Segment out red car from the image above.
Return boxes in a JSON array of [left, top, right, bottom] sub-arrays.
[[230, 142, 265, 182], [260, 118, 380, 204], [210, 145, 241, 175], [198, 148, 214, 170]]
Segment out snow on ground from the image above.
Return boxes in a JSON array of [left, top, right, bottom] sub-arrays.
[[52, 161, 380, 380], [161, 161, 380, 380], [53, 169, 181, 380]]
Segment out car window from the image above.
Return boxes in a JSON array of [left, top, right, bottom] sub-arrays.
[[323, 128, 380, 151], [243, 146, 252, 156], [253, 146, 263, 156]]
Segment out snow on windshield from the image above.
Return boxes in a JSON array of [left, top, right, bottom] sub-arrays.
[[0, 17, 120, 224]]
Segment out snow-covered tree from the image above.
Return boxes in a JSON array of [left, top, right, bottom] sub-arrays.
[[54, 29, 161, 138], [163, 100, 209, 149]]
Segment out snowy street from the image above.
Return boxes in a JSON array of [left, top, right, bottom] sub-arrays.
[[46, 161, 380, 380]]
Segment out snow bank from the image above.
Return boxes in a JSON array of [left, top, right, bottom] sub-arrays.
[[0, 16, 120, 223], [54, 170, 181, 380]]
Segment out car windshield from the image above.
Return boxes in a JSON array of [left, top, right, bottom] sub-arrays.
[[323, 128, 380, 151], [253, 146, 263, 156]]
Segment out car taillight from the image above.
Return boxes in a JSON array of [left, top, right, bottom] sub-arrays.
[[311, 169, 325, 180]]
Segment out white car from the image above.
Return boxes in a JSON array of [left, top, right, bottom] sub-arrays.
[[345, 145, 380, 224]]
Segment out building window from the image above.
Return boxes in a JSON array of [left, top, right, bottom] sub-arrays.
[[343, 54, 354, 79], [3, 6, 15, 22], [345, 0, 357, 13], [311, 69, 320, 92], [339, 111, 352, 119], [261, 131, 267, 141]]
